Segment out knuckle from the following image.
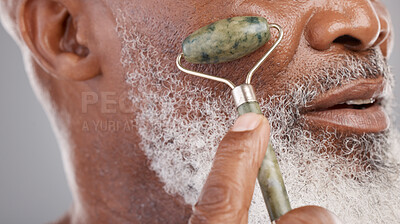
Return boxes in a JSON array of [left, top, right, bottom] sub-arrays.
[[191, 185, 245, 223], [196, 185, 234, 212]]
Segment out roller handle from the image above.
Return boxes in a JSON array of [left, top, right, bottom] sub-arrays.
[[237, 101, 292, 221]]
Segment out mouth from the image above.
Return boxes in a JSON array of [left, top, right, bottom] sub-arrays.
[[303, 77, 389, 134]]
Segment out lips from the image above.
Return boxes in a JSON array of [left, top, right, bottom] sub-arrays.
[[303, 77, 389, 134]]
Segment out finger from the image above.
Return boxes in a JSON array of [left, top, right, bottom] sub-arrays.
[[276, 206, 343, 224], [190, 113, 270, 224]]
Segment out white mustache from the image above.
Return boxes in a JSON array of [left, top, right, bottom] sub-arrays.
[[272, 50, 392, 111]]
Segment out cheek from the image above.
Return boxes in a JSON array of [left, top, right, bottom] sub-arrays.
[[179, 3, 310, 77], [133, 0, 314, 100]]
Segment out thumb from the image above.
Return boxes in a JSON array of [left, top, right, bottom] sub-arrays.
[[190, 113, 270, 224]]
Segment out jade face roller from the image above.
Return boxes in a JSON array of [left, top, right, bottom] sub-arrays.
[[176, 16, 291, 221]]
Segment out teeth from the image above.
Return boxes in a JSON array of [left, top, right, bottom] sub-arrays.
[[345, 98, 375, 105]]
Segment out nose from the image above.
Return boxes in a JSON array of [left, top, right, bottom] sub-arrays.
[[305, 0, 390, 52]]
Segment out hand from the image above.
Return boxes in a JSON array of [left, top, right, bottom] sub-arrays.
[[276, 206, 342, 224], [189, 113, 342, 224]]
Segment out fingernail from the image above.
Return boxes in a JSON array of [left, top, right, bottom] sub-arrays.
[[231, 113, 263, 132]]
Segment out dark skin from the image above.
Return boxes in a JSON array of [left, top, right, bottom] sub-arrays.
[[0, 0, 393, 223]]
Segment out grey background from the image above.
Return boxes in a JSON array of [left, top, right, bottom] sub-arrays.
[[0, 2, 400, 223]]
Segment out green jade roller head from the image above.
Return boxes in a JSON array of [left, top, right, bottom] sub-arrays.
[[176, 16, 291, 222], [182, 16, 271, 64]]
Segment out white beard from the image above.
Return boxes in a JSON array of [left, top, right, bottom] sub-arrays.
[[115, 11, 400, 223]]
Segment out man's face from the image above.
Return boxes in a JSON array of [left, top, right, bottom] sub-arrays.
[[106, 0, 400, 223], [117, 0, 393, 133], [3, 0, 397, 222]]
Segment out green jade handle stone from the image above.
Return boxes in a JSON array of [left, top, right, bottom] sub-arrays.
[[237, 101, 292, 221], [182, 16, 271, 64]]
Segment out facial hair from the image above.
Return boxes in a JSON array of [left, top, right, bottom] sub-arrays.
[[115, 11, 400, 224]]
